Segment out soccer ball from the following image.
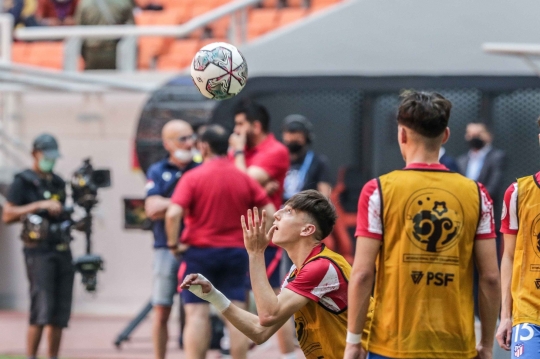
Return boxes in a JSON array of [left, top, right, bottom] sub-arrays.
[[190, 42, 248, 100]]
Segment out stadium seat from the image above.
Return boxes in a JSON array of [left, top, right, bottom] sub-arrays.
[[247, 9, 278, 40], [287, 0, 306, 7], [208, 16, 230, 38], [135, 10, 182, 69], [11, 42, 29, 64], [156, 39, 201, 70], [310, 0, 339, 10], [27, 42, 64, 69], [261, 0, 280, 8], [277, 8, 306, 27]]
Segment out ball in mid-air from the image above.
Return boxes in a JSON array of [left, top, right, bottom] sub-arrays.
[[190, 42, 248, 100]]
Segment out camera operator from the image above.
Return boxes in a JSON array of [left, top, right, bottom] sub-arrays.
[[144, 120, 199, 359], [1, 133, 74, 359]]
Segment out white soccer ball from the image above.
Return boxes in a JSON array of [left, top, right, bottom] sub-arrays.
[[190, 42, 248, 100]]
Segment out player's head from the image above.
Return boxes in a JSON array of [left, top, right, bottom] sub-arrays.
[[272, 190, 337, 247], [198, 124, 229, 158], [162, 120, 195, 164], [465, 122, 492, 150], [234, 100, 270, 145], [282, 114, 313, 155], [396, 90, 452, 156]]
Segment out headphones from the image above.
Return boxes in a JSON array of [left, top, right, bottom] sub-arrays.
[[282, 114, 314, 144]]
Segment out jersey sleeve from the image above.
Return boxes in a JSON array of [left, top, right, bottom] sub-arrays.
[[285, 259, 344, 303], [501, 182, 518, 235], [475, 183, 496, 240], [145, 164, 162, 197], [248, 176, 271, 208], [170, 172, 193, 209], [250, 147, 289, 180], [6, 175, 28, 206], [355, 178, 383, 240]]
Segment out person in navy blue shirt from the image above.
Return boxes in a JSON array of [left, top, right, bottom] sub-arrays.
[[144, 120, 199, 359]]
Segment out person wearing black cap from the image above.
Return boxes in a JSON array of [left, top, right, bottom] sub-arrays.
[[2, 133, 74, 359], [282, 114, 332, 201]]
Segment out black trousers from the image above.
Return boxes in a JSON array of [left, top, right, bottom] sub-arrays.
[[24, 248, 75, 328]]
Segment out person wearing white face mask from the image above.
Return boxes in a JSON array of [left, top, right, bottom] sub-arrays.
[[3, 133, 73, 359], [144, 119, 200, 359]]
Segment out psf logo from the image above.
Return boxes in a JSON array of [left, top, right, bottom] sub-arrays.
[[514, 343, 524, 357], [405, 189, 464, 253]]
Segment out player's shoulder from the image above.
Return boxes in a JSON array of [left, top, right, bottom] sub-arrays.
[[300, 256, 340, 279], [361, 178, 379, 193]]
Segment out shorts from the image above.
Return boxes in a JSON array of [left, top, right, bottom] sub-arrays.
[[246, 246, 284, 289], [24, 248, 75, 328], [512, 323, 540, 358], [152, 248, 180, 306], [178, 247, 249, 304]]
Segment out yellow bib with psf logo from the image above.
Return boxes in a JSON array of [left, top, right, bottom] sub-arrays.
[[290, 246, 373, 359], [513, 175, 540, 327], [368, 170, 481, 359]]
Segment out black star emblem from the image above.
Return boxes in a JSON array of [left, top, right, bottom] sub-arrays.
[[432, 201, 448, 216]]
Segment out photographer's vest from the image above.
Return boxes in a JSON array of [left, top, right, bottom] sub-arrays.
[[289, 245, 373, 359], [368, 170, 480, 359], [512, 175, 540, 327]]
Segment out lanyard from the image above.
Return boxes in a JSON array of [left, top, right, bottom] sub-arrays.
[[284, 151, 314, 199]]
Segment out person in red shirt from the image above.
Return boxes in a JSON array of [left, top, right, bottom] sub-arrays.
[[165, 124, 275, 359], [36, 0, 78, 25], [229, 100, 296, 358]]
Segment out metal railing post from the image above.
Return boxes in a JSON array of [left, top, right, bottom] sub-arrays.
[[240, 7, 247, 45], [229, 11, 238, 45], [117, 36, 137, 72], [0, 14, 14, 64], [64, 37, 82, 72]]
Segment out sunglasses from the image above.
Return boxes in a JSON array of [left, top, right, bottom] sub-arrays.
[[177, 134, 196, 143]]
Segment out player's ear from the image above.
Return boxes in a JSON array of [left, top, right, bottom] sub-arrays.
[[441, 127, 450, 145], [398, 126, 407, 145], [300, 224, 317, 237]]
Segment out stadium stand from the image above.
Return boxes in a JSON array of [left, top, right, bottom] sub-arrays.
[[9, 0, 343, 70]]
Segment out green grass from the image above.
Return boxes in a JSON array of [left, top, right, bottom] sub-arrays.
[[0, 356, 25, 359]]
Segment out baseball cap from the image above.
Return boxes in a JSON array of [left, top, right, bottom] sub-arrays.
[[33, 133, 61, 159], [282, 114, 314, 143]]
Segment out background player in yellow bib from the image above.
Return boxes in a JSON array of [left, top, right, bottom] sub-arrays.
[[181, 190, 370, 359], [345, 91, 501, 359], [496, 117, 540, 358]]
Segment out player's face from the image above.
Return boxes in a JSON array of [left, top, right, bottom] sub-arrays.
[[271, 205, 309, 246], [465, 123, 490, 143], [234, 113, 252, 137]]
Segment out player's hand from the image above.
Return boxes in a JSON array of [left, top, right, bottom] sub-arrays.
[[38, 200, 62, 216], [496, 318, 512, 351], [343, 343, 366, 359], [229, 132, 246, 151], [264, 180, 279, 196], [180, 273, 213, 297], [241, 207, 275, 255], [474, 343, 493, 359]]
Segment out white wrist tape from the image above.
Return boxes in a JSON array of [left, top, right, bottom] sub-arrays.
[[346, 331, 362, 344], [187, 274, 231, 312]]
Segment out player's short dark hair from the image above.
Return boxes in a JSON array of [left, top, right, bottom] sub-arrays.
[[200, 124, 229, 155], [285, 190, 337, 241], [397, 91, 452, 138], [234, 100, 270, 133]]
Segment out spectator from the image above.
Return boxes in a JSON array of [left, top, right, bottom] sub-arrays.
[[36, 0, 78, 26], [165, 124, 275, 359], [75, 0, 135, 70], [282, 114, 332, 200], [229, 101, 297, 359], [457, 122, 506, 206], [144, 120, 199, 359], [5, 0, 39, 27]]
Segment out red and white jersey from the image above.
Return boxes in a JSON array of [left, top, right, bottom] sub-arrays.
[[355, 163, 497, 240], [282, 246, 347, 312], [501, 172, 540, 235]]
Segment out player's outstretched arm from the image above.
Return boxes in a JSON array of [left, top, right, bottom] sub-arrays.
[[344, 236, 380, 359], [180, 273, 306, 344], [496, 233, 516, 351], [474, 238, 501, 358]]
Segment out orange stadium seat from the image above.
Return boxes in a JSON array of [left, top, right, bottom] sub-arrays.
[[277, 8, 306, 27], [247, 9, 278, 40], [310, 0, 339, 11], [135, 10, 182, 69], [26, 42, 64, 69], [261, 0, 280, 8], [208, 16, 230, 38], [11, 42, 29, 64], [156, 39, 201, 70], [287, 0, 306, 7]]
